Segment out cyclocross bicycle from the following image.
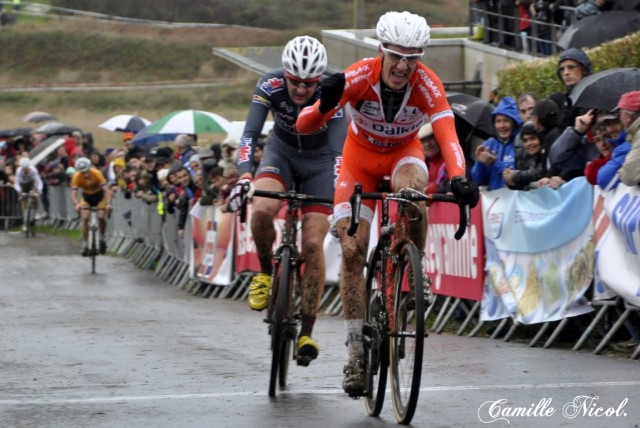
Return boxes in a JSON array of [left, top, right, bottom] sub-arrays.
[[235, 186, 333, 397], [20, 191, 38, 238], [348, 181, 469, 424], [82, 206, 104, 274]]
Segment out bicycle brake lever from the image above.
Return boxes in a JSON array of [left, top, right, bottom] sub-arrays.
[[454, 204, 470, 240]]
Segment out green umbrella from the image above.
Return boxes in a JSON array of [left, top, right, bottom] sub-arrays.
[[144, 110, 232, 135]]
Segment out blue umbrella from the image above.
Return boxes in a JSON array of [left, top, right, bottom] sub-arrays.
[[131, 124, 179, 147]]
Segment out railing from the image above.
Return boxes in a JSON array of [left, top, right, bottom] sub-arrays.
[[0, 184, 22, 230], [469, 4, 577, 56]]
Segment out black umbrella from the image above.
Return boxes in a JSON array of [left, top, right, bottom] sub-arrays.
[[0, 127, 32, 138], [557, 11, 640, 50], [34, 122, 82, 136], [569, 67, 640, 111], [22, 111, 58, 124], [447, 92, 495, 138]]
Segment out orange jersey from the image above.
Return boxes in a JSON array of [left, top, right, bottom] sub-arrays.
[[71, 168, 107, 195], [297, 57, 466, 179]]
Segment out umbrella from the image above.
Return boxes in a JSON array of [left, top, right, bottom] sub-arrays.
[[569, 67, 640, 111], [34, 122, 82, 136], [557, 11, 640, 50], [131, 129, 180, 147], [0, 127, 32, 139], [29, 136, 66, 165], [22, 111, 58, 124], [447, 92, 495, 138], [99, 114, 152, 133], [143, 110, 232, 135]]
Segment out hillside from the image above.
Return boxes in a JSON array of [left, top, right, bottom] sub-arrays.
[[0, 2, 470, 149]]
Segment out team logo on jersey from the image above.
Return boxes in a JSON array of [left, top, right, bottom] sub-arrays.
[[260, 165, 280, 175], [237, 137, 252, 164], [252, 94, 270, 107], [259, 77, 285, 95], [279, 101, 295, 114], [359, 101, 380, 117]]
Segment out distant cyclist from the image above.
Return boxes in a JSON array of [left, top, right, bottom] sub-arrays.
[[296, 11, 479, 395], [14, 157, 43, 229], [227, 35, 348, 366], [70, 157, 112, 256]]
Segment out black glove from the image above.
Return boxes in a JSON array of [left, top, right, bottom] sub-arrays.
[[451, 176, 480, 208], [319, 72, 345, 114]]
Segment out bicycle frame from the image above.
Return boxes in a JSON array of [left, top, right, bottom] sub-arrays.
[[20, 191, 38, 238], [348, 182, 469, 424], [81, 206, 104, 274], [237, 187, 333, 397]]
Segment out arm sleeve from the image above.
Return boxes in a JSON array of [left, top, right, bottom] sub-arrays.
[[237, 79, 272, 177], [34, 168, 44, 193], [619, 135, 640, 186], [597, 143, 631, 189], [548, 127, 585, 170], [326, 109, 348, 158], [13, 169, 22, 193], [424, 70, 466, 179], [513, 163, 545, 186], [296, 101, 343, 135]]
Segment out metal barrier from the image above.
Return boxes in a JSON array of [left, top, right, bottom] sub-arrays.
[[0, 184, 22, 229], [40, 185, 638, 359]]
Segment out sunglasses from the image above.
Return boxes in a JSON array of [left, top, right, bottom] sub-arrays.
[[285, 73, 320, 88], [380, 45, 424, 64]]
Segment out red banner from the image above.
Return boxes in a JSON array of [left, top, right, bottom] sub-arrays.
[[424, 201, 484, 301]]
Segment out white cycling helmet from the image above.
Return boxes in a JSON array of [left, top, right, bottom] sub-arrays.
[[281, 36, 327, 79], [75, 157, 91, 173], [376, 11, 431, 48], [19, 157, 31, 168]]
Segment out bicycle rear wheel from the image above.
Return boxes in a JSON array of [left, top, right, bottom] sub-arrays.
[[390, 242, 425, 425], [363, 246, 388, 416], [268, 246, 292, 397]]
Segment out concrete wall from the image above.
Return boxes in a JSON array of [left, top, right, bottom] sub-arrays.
[[321, 29, 535, 99]]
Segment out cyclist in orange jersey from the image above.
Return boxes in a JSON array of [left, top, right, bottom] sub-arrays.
[[296, 11, 480, 396], [71, 157, 112, 257]]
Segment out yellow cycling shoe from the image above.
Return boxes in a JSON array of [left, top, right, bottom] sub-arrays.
[[296, 335, 319, 366], [248, 273, 272, 311]]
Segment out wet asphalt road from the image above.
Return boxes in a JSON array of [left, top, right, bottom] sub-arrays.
[[1, 231, 639, 428]]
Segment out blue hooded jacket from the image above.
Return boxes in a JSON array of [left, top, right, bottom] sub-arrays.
[[597, 131, 631, 189], [471, 96, 523, 190]]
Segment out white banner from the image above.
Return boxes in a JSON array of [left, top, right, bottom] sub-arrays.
[[480, 179, 595, 323], [593, 183, 640, 306]]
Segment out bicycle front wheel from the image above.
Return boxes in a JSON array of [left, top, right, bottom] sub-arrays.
[[390, 242, 425, 425], [25, 199, 34, 238], [363, 246, 388, 417], [90, 226, 97, 274], [268, 246, 292, 397]]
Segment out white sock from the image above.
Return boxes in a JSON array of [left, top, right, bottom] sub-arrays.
[[344, 319, 364, 357]]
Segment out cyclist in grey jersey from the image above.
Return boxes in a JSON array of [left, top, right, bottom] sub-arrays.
[[229, 36, 347, 367], [14, 158, 43, 223]]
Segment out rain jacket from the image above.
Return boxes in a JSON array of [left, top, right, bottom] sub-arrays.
[[471, 96, 522, 190], [619, 116, 640, 186], [557, 48, 593, 128], [598, 131, 631, 189]]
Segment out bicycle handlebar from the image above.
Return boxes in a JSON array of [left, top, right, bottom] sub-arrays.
[[348, 184, 470, 240], [229, 185, 333, 224]]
